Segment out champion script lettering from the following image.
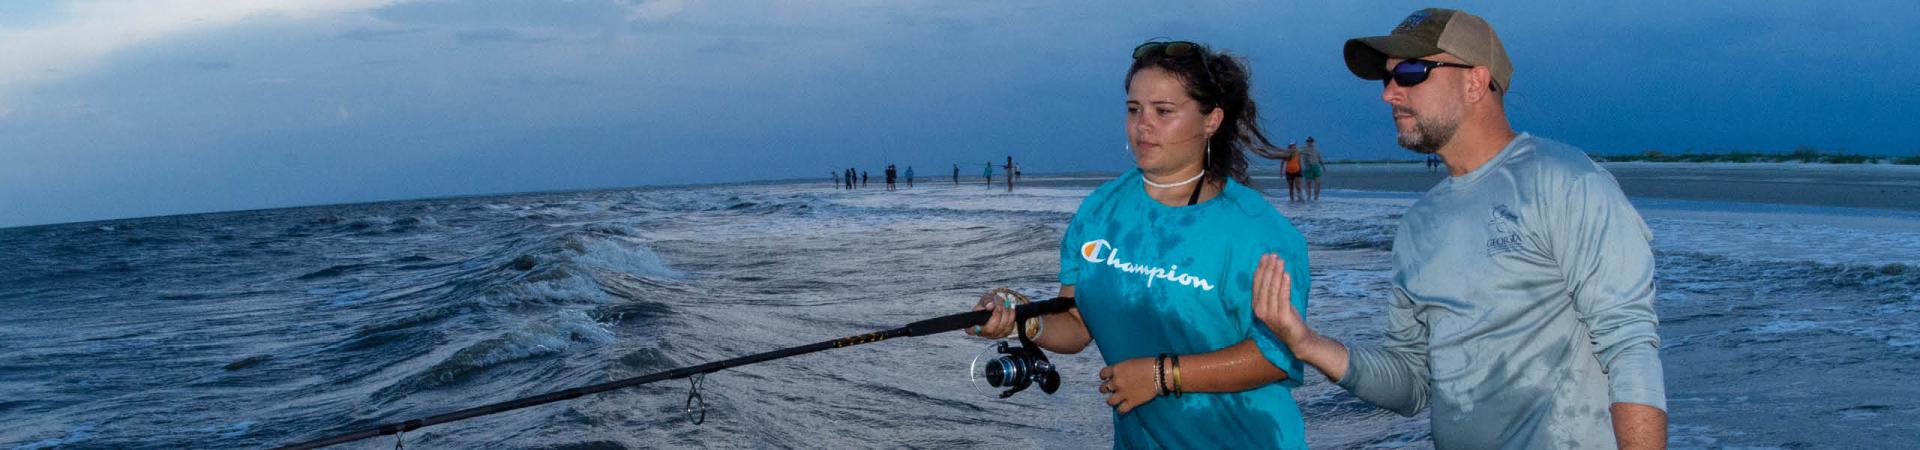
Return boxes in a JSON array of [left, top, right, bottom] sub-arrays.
[[1079, 239, 1216, 291]]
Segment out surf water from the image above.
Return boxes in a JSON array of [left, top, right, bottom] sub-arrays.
[[3, 176, 1916, 449]]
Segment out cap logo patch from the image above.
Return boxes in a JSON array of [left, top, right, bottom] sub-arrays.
[[1394, 10, 1430, 33]]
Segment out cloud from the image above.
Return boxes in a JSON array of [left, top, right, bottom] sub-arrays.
[[0, 0, 401, 118], [619, 0, 685, 21], [338, 26, 427, 41], [454, 27, 554, 45]]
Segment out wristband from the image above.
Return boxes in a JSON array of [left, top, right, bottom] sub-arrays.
[[1170, 354, 1184, 397]]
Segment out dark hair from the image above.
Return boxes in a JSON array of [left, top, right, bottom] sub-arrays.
[[1125, 41, 1276, 186]]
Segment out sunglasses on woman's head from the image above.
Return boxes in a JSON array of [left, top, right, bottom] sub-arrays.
[[1384, 58, 1476, 88], [1132, 40, 1218, 93], [1133, 41, 1205, 60]]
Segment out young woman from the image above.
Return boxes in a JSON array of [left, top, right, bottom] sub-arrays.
[[966, 40, 1313, 449]]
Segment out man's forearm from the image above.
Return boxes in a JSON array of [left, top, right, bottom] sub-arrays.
[[1611, 402, 1667, 450], [1288, 332, 1351, 382]]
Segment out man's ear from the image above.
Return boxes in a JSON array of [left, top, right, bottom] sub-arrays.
[[1463, 66, 1493, 103]]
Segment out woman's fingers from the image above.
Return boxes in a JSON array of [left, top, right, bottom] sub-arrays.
[[985, 301, 1013, 338], [969, 290, 1021, 339], [1100, 364, 1122, 406], [1101, 358, 1158, 415], [967, 291, 996, 336]]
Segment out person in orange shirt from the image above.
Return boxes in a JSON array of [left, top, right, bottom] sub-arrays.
[[1283, 143, 1304, 201]]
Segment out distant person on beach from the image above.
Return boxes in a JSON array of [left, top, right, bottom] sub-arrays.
[[1253, 9, 1667, 449], [885, 164, 898, 191], [845, 168, 855, 189], [1300, 137, 1326, 201], [1004, 156, 1016, 192], [983, 162, 993, 187], [906, 166, 915, 188], [1285, 143, 1304, 201], [831, 170, 840, 188], [966, 39, 1311, 449], [1425, 154, 1439, 171], [953, 163, 960, 184], [861, 170, 868, 188]]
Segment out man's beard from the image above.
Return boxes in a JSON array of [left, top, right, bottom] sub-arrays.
[[1395, 105, 1460, 155]]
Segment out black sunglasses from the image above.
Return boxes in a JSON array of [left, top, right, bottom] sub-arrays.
[[1133, 41, 1218, 93], [1133, 41, 1205, 60], [1384, 58, 1476, 88]]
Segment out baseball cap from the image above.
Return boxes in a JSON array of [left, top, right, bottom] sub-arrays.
[[1344, 8, 1513, 91]]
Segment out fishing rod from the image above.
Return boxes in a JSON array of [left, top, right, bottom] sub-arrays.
[[274, 293, 1075, 450]]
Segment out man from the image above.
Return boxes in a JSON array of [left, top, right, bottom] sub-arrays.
[[953, 163, 960, 184], [1253, 8, 1667, 449], [906, 166, 915, 188], [885, 164, 897, 191], [1299, 137, 1326, 201]]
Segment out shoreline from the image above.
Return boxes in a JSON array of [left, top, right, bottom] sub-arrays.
[[12, 162, 1918, 230]]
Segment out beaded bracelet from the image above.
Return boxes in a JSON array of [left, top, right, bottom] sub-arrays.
[[1154, 354, 1169, 397], [1152, 353, 1167, 396]]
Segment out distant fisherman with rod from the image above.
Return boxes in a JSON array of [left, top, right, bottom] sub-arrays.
[[967, 39, 1313, 448]]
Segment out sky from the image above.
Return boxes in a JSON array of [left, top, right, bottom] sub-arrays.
[[1, 0, 1914, 228]]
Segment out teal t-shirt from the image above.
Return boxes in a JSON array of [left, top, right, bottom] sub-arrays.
[[1060, 169, 1312, 449]]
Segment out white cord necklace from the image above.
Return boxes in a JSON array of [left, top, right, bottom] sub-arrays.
[[1142, 170, 1206, 188]]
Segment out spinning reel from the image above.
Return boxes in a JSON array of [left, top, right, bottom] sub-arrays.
[[967, 289, 1061, 398]]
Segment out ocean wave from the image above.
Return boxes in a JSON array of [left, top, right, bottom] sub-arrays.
[[303, 214, 446, 235], [1660, 251, 1920, 296], [298, 263, 374, 280], [579, 239, 678, 279], [1295, 217, 1397, 250], [376, 310, 615, 397], [9, 424, 96, 450], [388, 215, 441, 232], [581, 222, 640, 237]]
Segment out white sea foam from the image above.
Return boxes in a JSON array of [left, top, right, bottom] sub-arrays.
[[422, 309, 614, 387], [578, 237, 681, 280]]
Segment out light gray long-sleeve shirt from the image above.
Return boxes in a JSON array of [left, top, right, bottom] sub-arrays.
[[1337, 133, 1666, 449]]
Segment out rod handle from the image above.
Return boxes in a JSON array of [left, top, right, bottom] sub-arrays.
[[901, 296, 1075, 337]]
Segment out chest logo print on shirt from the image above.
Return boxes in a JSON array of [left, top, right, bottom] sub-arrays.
[[1485, 204, 1526, 256], [1079, 239, 1216, 291]]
